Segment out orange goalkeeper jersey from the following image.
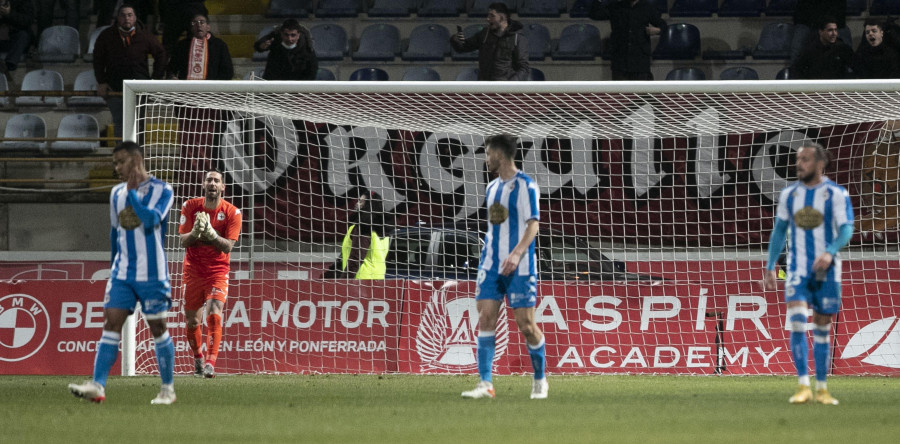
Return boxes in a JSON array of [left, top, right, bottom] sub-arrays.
[[179, 198, 242, 279]]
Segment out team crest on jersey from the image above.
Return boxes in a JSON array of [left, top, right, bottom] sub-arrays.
[[217, 212, 225, 221], [416, 281, 510, 371], [118, 206, 141, 230], [794, 206, 823, 230], [488, 203, 508, 225]]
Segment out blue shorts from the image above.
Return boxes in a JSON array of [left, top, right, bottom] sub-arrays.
[[475, 270, 537, 308], [104, 279, 172, 317], [784, 273, 841, 314]]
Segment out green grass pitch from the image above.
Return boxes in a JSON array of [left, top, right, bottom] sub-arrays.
[[2, 374, 898, 443]]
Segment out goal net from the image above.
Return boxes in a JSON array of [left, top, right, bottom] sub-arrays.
[[122, 80, 900, 376]]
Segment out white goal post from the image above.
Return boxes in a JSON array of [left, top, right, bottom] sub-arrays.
[[119, 79, 900, 377]]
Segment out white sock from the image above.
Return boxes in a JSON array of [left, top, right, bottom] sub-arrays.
[[815, 380, 827, 391], [798, 375, 810, 386]]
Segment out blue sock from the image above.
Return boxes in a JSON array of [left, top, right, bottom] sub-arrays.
[[477, 331, 495, 383], [93, 330, 121, 387], [527, 337, 546, 380], [813, 324, 831, 384], [790, 331, 809, 378], [154, 331, 175, 386]]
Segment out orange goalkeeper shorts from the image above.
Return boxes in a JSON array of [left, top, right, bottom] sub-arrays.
[[182, 275, 229, 312]]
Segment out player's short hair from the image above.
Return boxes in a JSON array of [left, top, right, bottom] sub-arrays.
[[281, 18, 302, 32], [818, 16, 838, 30], [113, 141, 144, 157], [864, 18, 885, 30], [799, 141, 831, 167], [485, 134, 517, 160], [488, 2, 509, 19], [117, 3, 137, 16]]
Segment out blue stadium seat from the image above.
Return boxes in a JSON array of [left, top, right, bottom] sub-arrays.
[[317, 68, 336, 80], [267, 0, 312, 17], [567, 0, 592, 18], [451, 24, 485, 61], [752, 23, 794, 60], [349, 68, 389, 81], [402, 24, 450, 61], [83, 26, 109, 63], [652, 23, 701, 60], [402, 67, 441, 81], [418, 0, 465, 17], [668, 0, 718, 17], [551, 24, 601, 60], [50, 114, 100, 154], [455, 67, 479, 81], [468, 0, 514, 16], [522, 23, 551, 61], [665, 68, 706, 80], [315, 0, 361, 17], [368, 0, 415, 16], [36, 26, 80, 63], [17, 69, 65, 106], [252, 25, 278, 62], [871, 0, 900, 15], [68, 70, 106, 106], [517, 0, 563, 17], [353, 24, 400, 61], [528, 67, 546, 81], [775, 67, 793, 79], [846, 0, 867, 16], [718, 0, 765, 17], [309, 24, 348, 61], [719, 66, 759, 80], [702, 43, 749, 60], [0, 114, 47, 154], [765, 0, 797, 17]]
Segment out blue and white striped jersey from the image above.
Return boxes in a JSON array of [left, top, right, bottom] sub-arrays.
[[776, 177, 854, 280], [480, 170, 540, 277], [109, 176, 174, 282]]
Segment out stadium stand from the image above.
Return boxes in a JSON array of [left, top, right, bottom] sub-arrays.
[[653, 23, 702, 60], [309, 23, 348, 61], [417, 0, 465, 17], [266, 0, 313, 18], [567, 0, 591, 18], [846, 0, 868, 16], [367, 0, 416, 17], [17, 70, 65, 106], [522, 23, 551, 61], [775, 67, 794, 79], [36, 26, 81, 63], [402, 66, 441, 81], [317, 68, 337, 80], [402, 24, 451, 61], [645, 0, 669, 14], [551, 23, 601, 60], [349, 67, 389, 81], [49, 114, 100, 154], [718, 0, 766, 17], [719, 66, 759, 80], [0, 114, 47, 154], [352, 23, 401, 61], [252, 25, 278, 62], [315, 0, 362, 17], [0, 75, 8, 107], [517, 0, 563, 17], [668, 0, 719, 17], [451, 24, 485, 61], [752, 22, 794, 60], [665, 67, 707, 80], [870, 0, 900, 15], [83, 26, 110, 63], [455, 66, 479, 80], [468, 0, 515, 16], [528, 67, 546, 81], [765, 0, 798, 17], [68, 70, 106, 107]]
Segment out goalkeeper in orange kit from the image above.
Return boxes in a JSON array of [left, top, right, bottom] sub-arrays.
[[179, 170, 242, 378]]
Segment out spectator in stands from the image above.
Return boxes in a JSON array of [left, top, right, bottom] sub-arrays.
[[167, 12, 234, 80], [589, 0, 666, 81], [0, 0, 34, 82], [93, 4, 166, 138], [852, 19, 900, 79], [790, 0, 848, 63], [160, 0, 206, 58], [449, 2, 529, 81], [792, 17, 854, 80], [253, 18, 318, 81], [35, 0, 79, 40]]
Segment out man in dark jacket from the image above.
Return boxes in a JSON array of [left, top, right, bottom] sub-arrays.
[[0, 0, 34, 81], [852, 18, 900, 79], [167, 12, 233, 80], [793, 17, 854, 80], [790, 0, 847, 63], [93, 4, 166, 137], [590, 0, 666, 80], [253, 19, 318, 81], [449, 2, 529, 81]]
